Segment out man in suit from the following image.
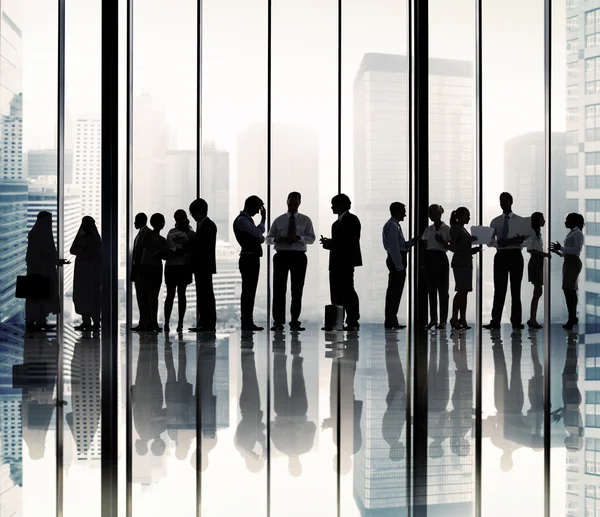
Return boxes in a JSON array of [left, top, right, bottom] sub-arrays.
[[320, 194, 362, 331], [131, 212, 151, 331], [187, 198, 217, 332], [234, 196, 266, 331]]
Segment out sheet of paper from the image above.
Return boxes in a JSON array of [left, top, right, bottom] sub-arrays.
[[508, 217, 532, 238], [470, 226, 494, 246]]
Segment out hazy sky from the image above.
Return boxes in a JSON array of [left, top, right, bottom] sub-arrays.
[[19, 0, 566, 206]]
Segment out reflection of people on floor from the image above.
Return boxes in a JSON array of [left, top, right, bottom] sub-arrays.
[[132, 333, 166, 458], [526, 332, 544, 448], [196, 337, 218, 472], [66, 334, 101, 459], [164, 334, 195, 461], [428, 331, 450, 458], [271, 334, 316, 476], [550, 334, 584, 451], [14, 332, 59, 459], [235, 333, 266, 472], [382, 333, 406, 462], [322, 334, 362, 475], [450, 331, 473, 457]]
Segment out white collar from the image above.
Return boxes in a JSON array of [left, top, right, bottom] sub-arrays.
[[287, 211, 298, 218], [501, 211, 514, 218], [568, 226, 581, 233], [338, 211, 348, 221]]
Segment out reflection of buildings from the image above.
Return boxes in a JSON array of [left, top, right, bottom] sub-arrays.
[[504, 132, 569, 322], [353, 53, 473, 322], [237, 122, 321, 322], [73, 118, 101, 223], [27, 149, 74, 184], [27, 175, 81, 295], [1, 93, 23, 180]]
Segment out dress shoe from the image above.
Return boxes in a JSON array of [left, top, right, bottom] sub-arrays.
[[74, 323, 92, 332], [242, 324, 264, 331], [527, 320, 542, 329], [344, 324, 360, 332], [270, 324, 285, 331], [563, 318, 578, 330], [385, 323, 406, 330], [512, 323, 525, 330], [130, 325, 145, 332], [482, 322, 500, 330], [289, 321, 306, 331]]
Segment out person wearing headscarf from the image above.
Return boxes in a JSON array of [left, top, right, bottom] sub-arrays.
[[25, 211, 68, 331], [70, 216, 103, 331]]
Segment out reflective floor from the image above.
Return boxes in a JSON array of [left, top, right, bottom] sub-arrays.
[[0, 323, 592, 516]]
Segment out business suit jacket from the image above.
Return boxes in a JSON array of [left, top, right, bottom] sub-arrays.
[[131, 226, 151, 281], [329, 212, 362, 270], [188, 218, 217, 276]]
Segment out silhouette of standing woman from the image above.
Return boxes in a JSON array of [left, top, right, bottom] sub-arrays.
[[525, 212, 550, 329], [70, 216, 102, 331], [421, 204, 451, 329], [141, 213, 167, 332], [551, 213, 585, 330], [25, 211, 69, 331], [448, 208, 481, 330], [164, 209, 195, 332]]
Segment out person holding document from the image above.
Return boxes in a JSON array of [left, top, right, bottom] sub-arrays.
[[550, 213, 585, 330], [525, 212, 550, 329], [483, 192, 526, 331], [449, 207, 481, 330]]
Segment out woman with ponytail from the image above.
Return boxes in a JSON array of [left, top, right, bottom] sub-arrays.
[[525, 212, 550, 329]]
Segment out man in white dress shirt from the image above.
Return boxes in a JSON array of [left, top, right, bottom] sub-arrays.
[[266, 192, 316, 331], [483, 192, 526, 330]]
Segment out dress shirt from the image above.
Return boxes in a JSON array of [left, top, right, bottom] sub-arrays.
[[234, 211, 265, 242], [562, 227, 584, 256], [196, 216, 207, 229], [266, 212, 316, 252], [489, 212, 523, 250], [421, 222, 450, 252], [382, 217, 413, 272], [525, 232, 544, 253]]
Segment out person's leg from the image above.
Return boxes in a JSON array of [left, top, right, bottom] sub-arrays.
[[329, 269, 343, 307], [509, 252, 524, 326], [530, 283, 542, 323], [272, 252, 289, 326], [176, 282, 187, 328], [439, 255, 450, 324], [384, 256, 403, 326], [451, 291, 461, 322], [198, 273, 216, 329], [240, 256, 260, 327], [425, 255, 438, 324], [164, 282, 176, 327], [82, 312, 92, 325], [490, 253, 509, 325], [343, 267, 360, 326], [460, 291, 468, 323], [564, 288, 577, 322], [134, 279, 148, 328], [289, 253, 308, 325]]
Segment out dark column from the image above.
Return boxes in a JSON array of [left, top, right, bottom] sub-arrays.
[[101, 0, 119, 515]]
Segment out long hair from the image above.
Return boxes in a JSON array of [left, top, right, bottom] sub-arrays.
[[450, 207, 468, 226], [531, 212, 543, 239], [174, 209, 191, 231]]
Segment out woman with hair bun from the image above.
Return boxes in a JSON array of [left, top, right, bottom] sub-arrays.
[[525, 212, 550, 329], [421, 204, 451, 329]]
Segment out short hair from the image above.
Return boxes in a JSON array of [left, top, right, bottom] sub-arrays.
[[389, 202, 405, 215], [135, 212, 148, 225], [428, 204, 444, 215], [150, 213, 165, 228], [499, 192, 514, 204], [331, 193, 351, 211], [189, 198, 208, 215], [244, 195, 264, 212], [287, 191, 301, 201]]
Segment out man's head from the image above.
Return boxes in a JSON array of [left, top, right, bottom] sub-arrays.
[[499, 192, 513, 214], [134, 212, 148, 230], [243, 195, 264, 217], [331, 193, 351, 215], [287, 191, 301, 214], [150, 213, 165, 231], [390, 202, 406, 221], [189, 198, 208, 222]]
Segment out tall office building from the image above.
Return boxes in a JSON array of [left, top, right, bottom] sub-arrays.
[[503, 132, 569, 322], [27, 149, 74, 184], [353, 53, 473, 323], [1, 93, 23, 179], [73, 118, 101, 223], [27, 176, 82, 295], [237, 122, 321, 322]]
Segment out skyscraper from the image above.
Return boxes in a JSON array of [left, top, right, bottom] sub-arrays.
[[27, 149, 74, 184], [353, 53, 474, 323], [1, 93, 23, 180], [73, 118, 101, 223]]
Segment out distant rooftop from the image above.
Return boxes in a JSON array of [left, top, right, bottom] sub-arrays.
[[355, 52, 473, 80]]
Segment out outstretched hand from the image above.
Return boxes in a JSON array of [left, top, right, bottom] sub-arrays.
[[58, 259, 71, 266], [550, 241, 562, 254], [320, 235, 332, 250]]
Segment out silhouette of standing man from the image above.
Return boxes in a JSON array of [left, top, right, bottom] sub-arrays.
[[320, 194, 362, 331], [484, 192, 525, 330], [234, 196, 266, 331], [187, 198, 217, 332], [131, 213, 151, 331], [266, 191, 316, 331]]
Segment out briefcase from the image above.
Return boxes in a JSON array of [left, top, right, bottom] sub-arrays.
[[324, 304, 344, 331], [15, 275, 51, 300]]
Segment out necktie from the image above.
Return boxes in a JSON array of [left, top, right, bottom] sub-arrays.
[[288, 214, 297, 239], [501, 214, 509, 240]]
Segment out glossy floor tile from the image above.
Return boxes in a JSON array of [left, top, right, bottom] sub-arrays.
[[0, 323, 595, 516]]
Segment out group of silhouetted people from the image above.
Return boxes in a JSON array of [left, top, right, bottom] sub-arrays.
[[22, 189, 586, 333]]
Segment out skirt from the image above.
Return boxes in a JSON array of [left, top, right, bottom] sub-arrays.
[[562, 254, 582, 291], [452, 266, 473, 292], [164, 265, 193, 286], [528, 254, 544, 285]]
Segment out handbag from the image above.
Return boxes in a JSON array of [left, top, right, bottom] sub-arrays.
[[324, 304, 344, 331], [15, 275, 51, 300]]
